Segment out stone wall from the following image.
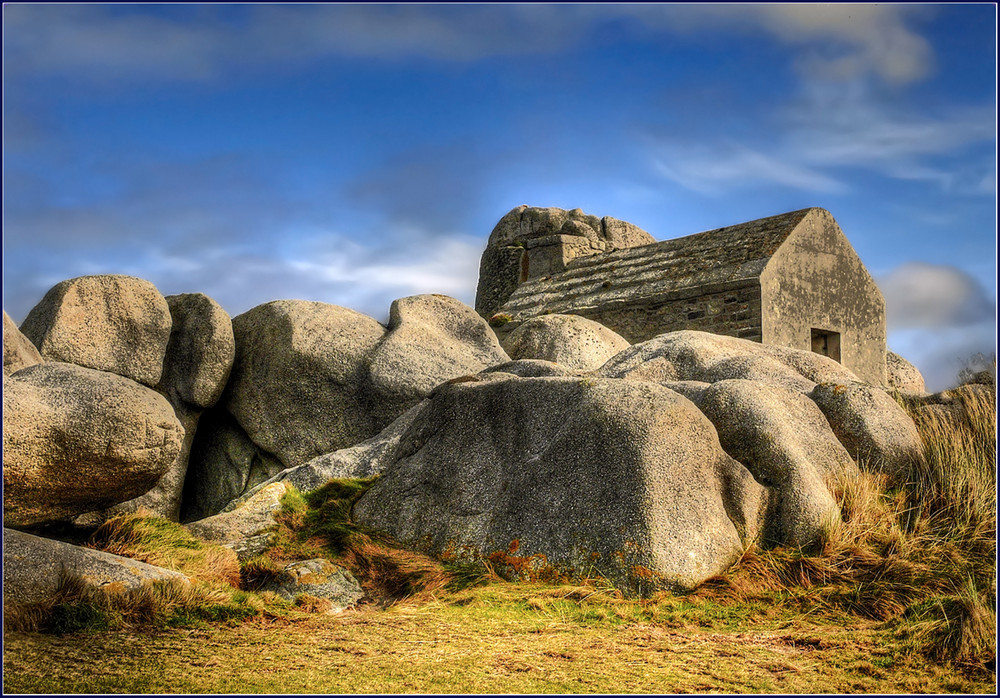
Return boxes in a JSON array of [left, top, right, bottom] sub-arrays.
[[572, 283, 762, 344]]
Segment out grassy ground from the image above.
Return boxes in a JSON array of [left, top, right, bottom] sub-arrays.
[[3, 584, 993, 694], [3, 382, 996, 694]]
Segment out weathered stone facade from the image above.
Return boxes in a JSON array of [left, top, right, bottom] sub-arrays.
[[477, 207, 887, 386], [583, 283, 763, 344]]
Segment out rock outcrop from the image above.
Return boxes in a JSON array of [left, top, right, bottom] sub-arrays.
[[353, 375, 769, 592], [19, 274, 172, 387], [3, 310, 42, 375], [475, 206, 655, 319], [3, 528, 189, 606], [500, 314, 630, 372], [3, 362, 184, 528], [185, 294, 510, 519], [113, 294, 236, 520]]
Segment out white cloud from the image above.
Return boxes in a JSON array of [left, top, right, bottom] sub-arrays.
[[889, 323, 996, 392], [878, 262, 996, 330], [605, 3, 935, 84]]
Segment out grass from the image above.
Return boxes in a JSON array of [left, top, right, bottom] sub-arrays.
[[3, 583, 992, 694], [3, 381, 995, 693]]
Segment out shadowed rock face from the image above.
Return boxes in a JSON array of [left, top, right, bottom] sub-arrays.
[[3, 310, 42, 375], [354, 375, 769, 592], [181, 405, 286, 523], [2, 362, 183, 528], [158, 293, 236, 410], [19, 274, 172, 388], [501, 313, 630, 372]]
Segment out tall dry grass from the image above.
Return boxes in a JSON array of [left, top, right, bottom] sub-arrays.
[[707, 382, 996, 667], [3, 570, 277, 634]]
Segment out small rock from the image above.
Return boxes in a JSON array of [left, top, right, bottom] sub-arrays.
[[186, 482, 290, 559], [262, 559, 363, 613], [886, 351, 927, 395]]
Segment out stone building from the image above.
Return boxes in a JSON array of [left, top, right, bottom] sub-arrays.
[[476, 206, 887, 385]]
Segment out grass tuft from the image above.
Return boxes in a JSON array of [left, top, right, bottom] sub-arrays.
[[87, 509, 240, 587], [249, 477, 453, 605]]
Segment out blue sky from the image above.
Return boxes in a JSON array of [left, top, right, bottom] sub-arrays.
[[2, 3, 996, 390]]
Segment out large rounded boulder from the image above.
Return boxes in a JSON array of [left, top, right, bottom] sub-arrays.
[[158, 293, 235, 410], [353, 375, 770, 592], [501, 314, 630, 372], [3, 362, 184, 528], [809, 382, 924, 479], [224, 300, 387, 469], [19, 274, 172, 387], [698, 379, 858, 547], [598, 330, 860, 393]]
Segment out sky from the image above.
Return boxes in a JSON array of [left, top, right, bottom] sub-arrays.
[[2, 3, 996, 391]]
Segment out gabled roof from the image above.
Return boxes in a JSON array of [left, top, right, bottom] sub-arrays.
[[500, 208, 814, 319]]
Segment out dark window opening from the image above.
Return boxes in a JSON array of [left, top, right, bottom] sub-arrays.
[[811, 328, 841, 362]]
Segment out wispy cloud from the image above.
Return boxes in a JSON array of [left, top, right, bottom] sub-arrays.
[[644, 74, 994, 196], [649, 140, 848, 195], [3, 4, 939, 86], [4, 232, 482, 326]]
